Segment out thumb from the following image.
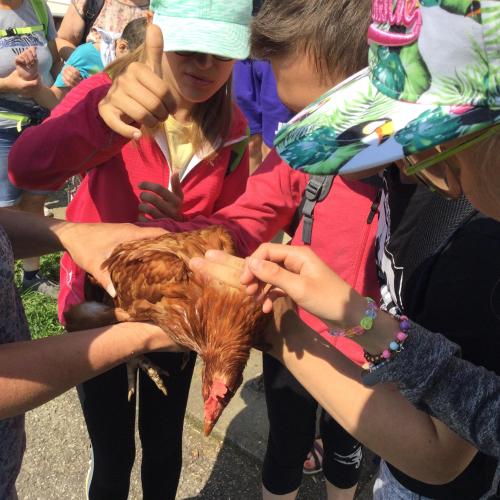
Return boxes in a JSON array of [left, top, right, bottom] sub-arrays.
[[247, 257, 301, 299], [170, 172, 183, 200], [144, 23, 164, 77]]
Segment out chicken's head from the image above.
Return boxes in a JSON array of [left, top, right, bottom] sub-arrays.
[[202, 369, 243, 436]]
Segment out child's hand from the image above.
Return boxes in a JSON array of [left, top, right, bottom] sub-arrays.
[[98, 23, 176, 140], [61, 65, 82, 88], [241, 244, 363, 325], [15, 47, 38, 81], [137, 172, 184, 221]]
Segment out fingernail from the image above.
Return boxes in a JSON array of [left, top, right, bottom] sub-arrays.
[[132, 131, 141, 141], [204, 249, 219, 259], [105, 282, 116, 298]]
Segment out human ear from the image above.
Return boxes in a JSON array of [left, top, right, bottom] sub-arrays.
[[441, 163, 463, 198], [425, 162, 462, 198], [115, 39, 129, 56]]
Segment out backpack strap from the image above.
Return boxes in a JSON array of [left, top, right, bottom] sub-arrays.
[[29, 0, 49, 38], [82, 0, 106, 41], [0, 0, 48, 38], [290, 174, 336, 245]]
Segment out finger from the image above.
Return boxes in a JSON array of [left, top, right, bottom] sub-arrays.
[[189, 257, 243, 289], [250, 243, 311, 276], [138, 202, 170, 219], [204, 249, 246, 271], [246, 257, 304, 298], [92, 268, 116, 298], [98, 102, 142, 140], [139, 185, 181, 208], [144, 23, 164, 77], [170, 172, 183, 201]]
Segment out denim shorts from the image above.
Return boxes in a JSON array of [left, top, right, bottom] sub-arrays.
[[373, 461, 434, 500], [0, 127, 52, 207]]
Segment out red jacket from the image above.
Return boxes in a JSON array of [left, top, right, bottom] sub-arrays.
[[9, 73, 250, 320], [142, 149, 380, 365]]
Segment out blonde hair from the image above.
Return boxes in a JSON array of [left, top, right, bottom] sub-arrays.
[[106, 45, 233, 153]]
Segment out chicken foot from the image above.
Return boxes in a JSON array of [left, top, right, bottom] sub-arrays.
[[126, 355, 170, 401]]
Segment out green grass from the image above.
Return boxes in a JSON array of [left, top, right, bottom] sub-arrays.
[[16, 253, 64, 340]]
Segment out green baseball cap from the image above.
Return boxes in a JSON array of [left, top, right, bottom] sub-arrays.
[[151, 0, 252, 60]]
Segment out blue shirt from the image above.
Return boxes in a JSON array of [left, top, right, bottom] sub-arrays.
[[54, 42, 103, 87]]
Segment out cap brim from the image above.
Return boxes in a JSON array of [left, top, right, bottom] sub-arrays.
[[152, 13, 250, 60], [274, 68, 500, 176]]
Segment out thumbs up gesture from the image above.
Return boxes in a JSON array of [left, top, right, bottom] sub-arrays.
[[98, 23, 176, 140]]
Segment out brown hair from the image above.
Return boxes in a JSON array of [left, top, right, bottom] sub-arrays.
[[251, 0, 371, 81], [106, 41, 233, 153], [121, 17, 148, 52]]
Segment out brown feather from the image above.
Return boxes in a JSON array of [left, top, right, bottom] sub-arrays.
[[66, 226, 267, 435]]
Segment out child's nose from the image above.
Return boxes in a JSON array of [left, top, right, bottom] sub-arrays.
[[193, 54, 215, 70]]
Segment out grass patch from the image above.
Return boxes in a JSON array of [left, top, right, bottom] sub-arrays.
[[21, 292, 64, 339], [16, 253, 64, 339]]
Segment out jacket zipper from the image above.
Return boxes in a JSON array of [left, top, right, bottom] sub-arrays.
[[352, 188, 382, 289]]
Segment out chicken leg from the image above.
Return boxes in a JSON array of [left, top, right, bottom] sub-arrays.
[[126, 355, 170, 401]]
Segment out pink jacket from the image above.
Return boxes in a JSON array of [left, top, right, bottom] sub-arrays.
[[9, 73, 250, 320]]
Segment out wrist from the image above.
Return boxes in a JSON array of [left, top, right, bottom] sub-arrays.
[[355, 311, 401, 353], [0, 75, 12, 92]]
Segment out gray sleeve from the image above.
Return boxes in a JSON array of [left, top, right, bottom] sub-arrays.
[[363, 321, 500, 457], [45, 2, 57, 41]]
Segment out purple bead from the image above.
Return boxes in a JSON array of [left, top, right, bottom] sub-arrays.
[[396, 332, 408, 342], [400, 319, 410, 331]]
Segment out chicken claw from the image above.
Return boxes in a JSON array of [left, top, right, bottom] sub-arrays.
[[126, 355, 170, 401]]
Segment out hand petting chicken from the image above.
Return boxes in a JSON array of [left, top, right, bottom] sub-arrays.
[[64, 226, 268, 435]]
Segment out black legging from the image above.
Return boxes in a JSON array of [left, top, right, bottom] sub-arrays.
[[77, 351, 196, 500], [262, 353, 362, 495]]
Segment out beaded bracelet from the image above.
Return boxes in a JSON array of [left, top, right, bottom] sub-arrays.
[[329, 297, 378, 339], [363, 315, 410, 369]]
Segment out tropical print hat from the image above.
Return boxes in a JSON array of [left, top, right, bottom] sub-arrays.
[[274, 0, 500, 175]]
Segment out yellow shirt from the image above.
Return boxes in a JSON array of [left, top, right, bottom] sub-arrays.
[[163, 115, 195, 175]]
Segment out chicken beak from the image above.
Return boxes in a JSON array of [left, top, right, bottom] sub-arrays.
[[203, 378, 230, 436]]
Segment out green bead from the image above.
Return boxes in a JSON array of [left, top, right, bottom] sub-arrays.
[[360, 317, 373, 330]]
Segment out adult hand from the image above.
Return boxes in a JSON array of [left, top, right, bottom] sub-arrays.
[[0, 69, 40, 96], [61, 65, 82, 88], [98, 23, 176, 140], [58, 222, 166, 297], [138, 172, 184, 221]]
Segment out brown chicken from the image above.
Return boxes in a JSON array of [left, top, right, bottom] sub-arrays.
[[64, 226, 267, 435]]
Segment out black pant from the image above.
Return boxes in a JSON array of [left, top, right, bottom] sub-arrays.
[[77, 351, 196, 500], [262, 353, 362, 495]]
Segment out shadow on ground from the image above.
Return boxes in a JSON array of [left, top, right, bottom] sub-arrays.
[[183, 376, 379, 500]]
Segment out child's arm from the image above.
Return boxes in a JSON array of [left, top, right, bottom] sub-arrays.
[[8, 75, 129, 192], [137, 150, 306, 256]]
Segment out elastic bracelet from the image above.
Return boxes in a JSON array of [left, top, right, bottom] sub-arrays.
[[329, 297, 378, 339], [363, 315, 410, 370]]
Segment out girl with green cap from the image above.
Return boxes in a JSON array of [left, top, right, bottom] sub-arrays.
[[9, 1, 253, 498]]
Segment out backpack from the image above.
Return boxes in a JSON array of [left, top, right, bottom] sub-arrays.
[[81, 0, 105, 42], [0, 0, 49, 38]]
